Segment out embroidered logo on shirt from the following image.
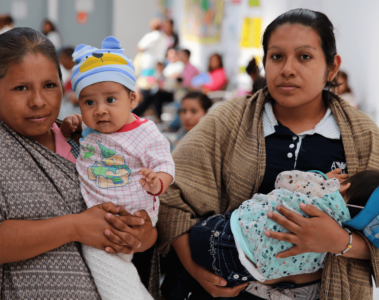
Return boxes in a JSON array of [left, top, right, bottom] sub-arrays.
[[87, 143, 132, 189], [331, 162, 347, 173]]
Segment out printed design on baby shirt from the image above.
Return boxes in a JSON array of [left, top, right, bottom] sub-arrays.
[[84, 144, 96, 160], [86, 143, 132, 189], [331, 161, 347, 173]]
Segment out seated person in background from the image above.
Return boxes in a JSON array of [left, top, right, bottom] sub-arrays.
[[203, 53, 227, 93], [178, 49, 199, 88], [190, 169, 379, 289], [59, 47, 75, 94], [58, 47, 81, 119], [336, 71, 357, 107], [170, 92, 213, 150], [163, 48, 185, 87]]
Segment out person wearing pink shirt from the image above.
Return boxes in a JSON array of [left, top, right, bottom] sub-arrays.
[[178, 49, 199, 88], [203, 53, 227, 92]]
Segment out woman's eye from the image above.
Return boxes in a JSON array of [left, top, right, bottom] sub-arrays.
[[271, 54, 282, 60], [15, 86, 27, 91], [300, 54, 312, 60], [85, 100, 94, 106], [45, 83, 56, 89], [191, 109, 198, 114], [106, 97, 116, 104]]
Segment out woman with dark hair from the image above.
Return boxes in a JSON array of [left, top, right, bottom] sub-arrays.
[[0, 27, 159, 299], [42, 19, 62, 51], [159, 8, 379, 300], [203, 53, 227, 92]]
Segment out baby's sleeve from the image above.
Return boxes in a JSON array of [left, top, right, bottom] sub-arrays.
[[143, 134, 175, 183]]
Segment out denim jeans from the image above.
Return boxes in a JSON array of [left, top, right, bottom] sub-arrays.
[[190, 212, 256, 287], [161, 213, 320, 300]]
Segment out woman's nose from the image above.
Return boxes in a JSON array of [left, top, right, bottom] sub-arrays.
[[28, 90, 45, 108], [281, 57, 296, 78]]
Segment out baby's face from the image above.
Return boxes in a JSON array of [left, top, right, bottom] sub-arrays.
[[78, 81, 137, 133]]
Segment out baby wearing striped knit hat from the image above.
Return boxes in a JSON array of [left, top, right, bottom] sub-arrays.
[[60, 37, 175, 300]]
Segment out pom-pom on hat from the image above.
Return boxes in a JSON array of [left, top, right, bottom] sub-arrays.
[[71, 36, 136, 98]]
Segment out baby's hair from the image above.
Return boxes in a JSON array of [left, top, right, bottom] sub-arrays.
[[341, 169, 379, 206]]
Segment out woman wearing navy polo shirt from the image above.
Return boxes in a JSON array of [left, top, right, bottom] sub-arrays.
[[160, 9, 379, 300]]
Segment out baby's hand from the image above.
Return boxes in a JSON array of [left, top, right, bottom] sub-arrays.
[[326, 168, 348, 182], [139, 169, 161, 195], [61, 114, 81, 138]]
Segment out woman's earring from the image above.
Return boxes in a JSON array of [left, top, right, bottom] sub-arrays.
[[327, 81, 331, 101]]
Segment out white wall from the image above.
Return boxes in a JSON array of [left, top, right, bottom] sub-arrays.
[[113, 0, 158, 59], [320, 0, 379, 122]]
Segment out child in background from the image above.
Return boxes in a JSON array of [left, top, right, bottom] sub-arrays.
[[190, 169, 379, 288], [61, 36, 175, 300]]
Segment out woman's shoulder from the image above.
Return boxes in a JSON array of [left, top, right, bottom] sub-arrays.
[[334, 94, 379, 134], [206, 91, 262, 122]]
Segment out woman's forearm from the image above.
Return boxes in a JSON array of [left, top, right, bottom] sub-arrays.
[[172, 233, 197, 276], [341, 232, 370, 260], [0, 215, 77, 264]]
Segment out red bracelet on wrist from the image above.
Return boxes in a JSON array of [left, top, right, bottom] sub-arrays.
[[147, 178, 163, 211], [147, 178, 164, 196]]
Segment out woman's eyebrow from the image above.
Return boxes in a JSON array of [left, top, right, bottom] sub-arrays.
[[267, 46, 284, 51], [295, 45, 316, 50]]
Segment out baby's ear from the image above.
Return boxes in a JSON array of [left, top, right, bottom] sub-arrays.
[[129, 91, 138, 109], [339, 182, 351, 198]]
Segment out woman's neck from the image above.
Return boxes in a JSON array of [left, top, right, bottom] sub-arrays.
[[273, 94, 327, 135], [32, 128, 56, 152]]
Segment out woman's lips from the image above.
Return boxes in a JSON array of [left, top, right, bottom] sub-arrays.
[[26, 115, 50, 123], [277, 86, 299, 92]]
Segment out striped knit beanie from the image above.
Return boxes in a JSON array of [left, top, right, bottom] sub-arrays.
[[71, 36, 136, 98]]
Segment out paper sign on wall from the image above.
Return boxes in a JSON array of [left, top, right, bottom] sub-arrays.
[[11, 1, 28, 20], [240, 17, 262, 48], [75, 0, 94, 13]]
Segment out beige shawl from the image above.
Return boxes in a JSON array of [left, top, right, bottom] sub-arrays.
[[158, 89, 379, 299]]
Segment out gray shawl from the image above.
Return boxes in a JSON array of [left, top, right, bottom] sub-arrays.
[[0, 120, 100, 299]]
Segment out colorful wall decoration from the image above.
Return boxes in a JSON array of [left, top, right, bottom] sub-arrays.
[[182, 0, 224, 44]]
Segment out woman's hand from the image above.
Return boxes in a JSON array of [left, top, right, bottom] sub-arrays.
[[103, 208, 157, 254], [265, 204, 370, 259], [172, 233, 248, 298], [192, 263, 248, 298], [74, 203, 135, 254], [325, 168, 348, 182]]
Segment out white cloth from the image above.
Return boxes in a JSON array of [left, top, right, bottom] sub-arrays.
[[46, 31, 62, 51], [77, 116, 175, 225], [138, 30, 167, 70], [262, 102, 340, 168], [82, 245, 153, 300], [163, 61, 185, 78]]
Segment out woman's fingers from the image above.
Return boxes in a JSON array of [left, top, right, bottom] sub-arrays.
[[268, 208, 302, 231], [275, 245, 302, 259], [201, 269, 247, 297], [99, 202, 121, 214], [265, 230, 298, 245], [105, 227, 141, 250], [298, 203, 325, 218]]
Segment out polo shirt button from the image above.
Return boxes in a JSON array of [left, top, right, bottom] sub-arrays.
[[293, 136, 297, 141], [242, 277, 248, 281], [289, 144, 295, 148], [287, 153, 293, 158], [233, 274, 239, 279]]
